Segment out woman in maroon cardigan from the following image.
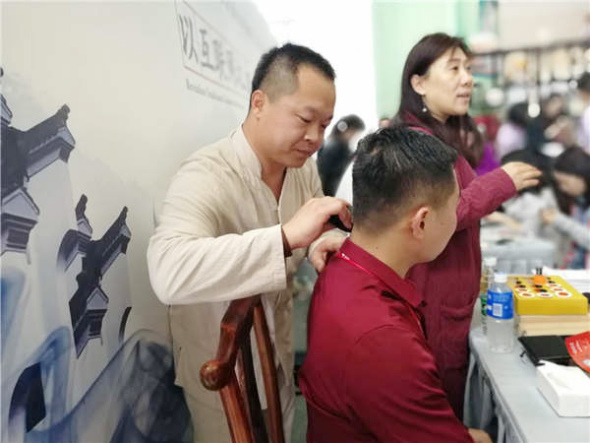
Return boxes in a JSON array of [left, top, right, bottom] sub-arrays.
[[394, 33, 541, 419]]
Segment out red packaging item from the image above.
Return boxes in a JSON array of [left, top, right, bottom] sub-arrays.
[[565, 331, 590, 373]]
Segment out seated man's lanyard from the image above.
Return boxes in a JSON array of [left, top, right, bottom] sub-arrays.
[[336, 251, 424, 335]]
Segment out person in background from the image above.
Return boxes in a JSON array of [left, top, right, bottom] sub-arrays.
[[495, 148, 556, 233], [526, 93, 568, 155], [147, 43, 350, 443], [473, 114, 500, 175], [495, 102, 530, 160], [540, 147, 590, 269], [378, 115, 391, 128], [299, 127, 491, 443], [316, 114, 365, 196], [394, 32, 541, 418], [576, 72, 590, 152]]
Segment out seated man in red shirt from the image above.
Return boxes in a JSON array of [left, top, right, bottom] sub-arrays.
[[299, 126, 491, 443]]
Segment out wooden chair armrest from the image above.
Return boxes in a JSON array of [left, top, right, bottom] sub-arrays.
[[200, 295, 261, 391]]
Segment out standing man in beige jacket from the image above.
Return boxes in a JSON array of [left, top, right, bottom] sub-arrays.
[[147, 44, 349, 443]]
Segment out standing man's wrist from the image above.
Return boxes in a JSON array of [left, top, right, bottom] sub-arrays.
[[281, 225, 292, 257]]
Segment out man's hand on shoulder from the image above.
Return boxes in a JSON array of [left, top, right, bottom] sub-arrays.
[[309, 235, 346, 273], [282, 197, 351, 250], [468, 428, 493, 443]]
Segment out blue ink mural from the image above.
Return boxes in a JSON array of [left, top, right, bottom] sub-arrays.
[[1, 81, 192, 442]]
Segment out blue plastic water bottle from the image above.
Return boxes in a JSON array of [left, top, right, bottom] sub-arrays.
[[486, 273, 515, 353], [480, 257, 497, 335]]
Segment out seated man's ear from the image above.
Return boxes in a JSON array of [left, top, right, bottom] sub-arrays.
[[409, 206, 429, 239]]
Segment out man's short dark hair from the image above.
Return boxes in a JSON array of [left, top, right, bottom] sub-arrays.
[[352, 126, 458, 232], [250, 43, 335, 104]]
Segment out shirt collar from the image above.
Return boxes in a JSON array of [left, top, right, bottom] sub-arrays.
[[339, 238, 423, 308], [231, 124, 263, 181], [230, 124, 294, 195]]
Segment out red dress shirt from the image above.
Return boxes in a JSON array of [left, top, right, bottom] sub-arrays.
[[299, 239, 474, 443]]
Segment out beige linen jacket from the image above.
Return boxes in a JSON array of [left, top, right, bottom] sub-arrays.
[[147, 126, 323, 408]]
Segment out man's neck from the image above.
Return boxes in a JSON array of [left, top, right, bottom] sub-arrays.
[[242, 120, 286, 200], [349, 229, 414, 278]]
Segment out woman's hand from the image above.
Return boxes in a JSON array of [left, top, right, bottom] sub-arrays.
[[501, 162, 542, 191]]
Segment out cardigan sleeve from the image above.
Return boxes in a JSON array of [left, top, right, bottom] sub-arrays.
[[456, 164, 517, 231]]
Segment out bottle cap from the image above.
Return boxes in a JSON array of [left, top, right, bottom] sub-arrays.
[[494, 273, 508, 283], [484, 257, 497, 267]]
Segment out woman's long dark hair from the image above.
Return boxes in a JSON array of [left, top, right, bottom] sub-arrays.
[[394, 33, 479, 166], [552, 147, 590, 212]]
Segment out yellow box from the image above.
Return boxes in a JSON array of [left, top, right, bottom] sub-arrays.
[[508, 275, 588, 315]]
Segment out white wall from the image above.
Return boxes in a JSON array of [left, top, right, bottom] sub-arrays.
[[3, 0, 274, 199], [1, 1, 275, 441], [254, 0, 378, 132]]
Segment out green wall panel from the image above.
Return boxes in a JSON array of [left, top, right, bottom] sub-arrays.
[[373, 0, 480, 119]]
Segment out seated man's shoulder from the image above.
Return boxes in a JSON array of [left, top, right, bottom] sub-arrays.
[[346, 324, 433, 380], [355, 323, 422, 350], [314, 269, 416, 341]]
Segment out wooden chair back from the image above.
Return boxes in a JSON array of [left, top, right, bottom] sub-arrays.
[[200, 295, 285, 443]]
